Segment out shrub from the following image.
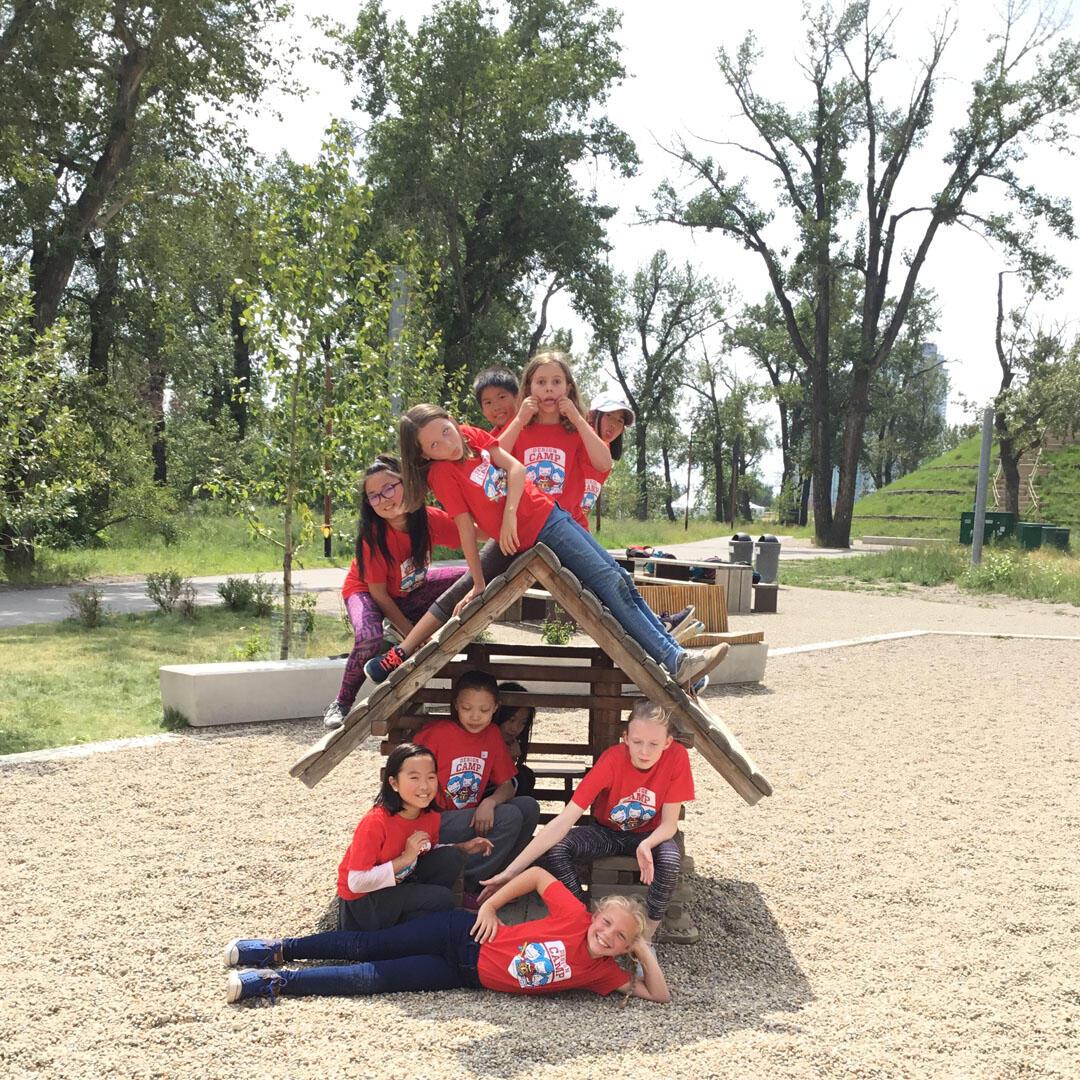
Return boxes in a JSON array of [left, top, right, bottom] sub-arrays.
[[231, 630, 268, 661], [540, 605, 576, 645], [293, 590, 318, 636], [177, 581, 199, 621], [68, 587, 107, 628], [217, 576, 254, 611], [249, 574, 276, 617], [145, 569, 187, 613]]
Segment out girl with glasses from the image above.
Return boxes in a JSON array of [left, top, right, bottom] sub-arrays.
[[323, 454, 467, 729]]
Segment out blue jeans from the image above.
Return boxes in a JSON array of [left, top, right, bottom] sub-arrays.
[[277, 911, 483, 996], [536, 504, 683, 672]]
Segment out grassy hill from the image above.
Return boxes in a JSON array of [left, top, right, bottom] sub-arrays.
[[851, 436, 1080, 540]]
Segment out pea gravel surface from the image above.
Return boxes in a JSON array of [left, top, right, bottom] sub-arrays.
[[2, 586, 1078, 1080]]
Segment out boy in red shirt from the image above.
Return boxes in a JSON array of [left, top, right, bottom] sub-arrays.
[[471, 365, 519, 438]]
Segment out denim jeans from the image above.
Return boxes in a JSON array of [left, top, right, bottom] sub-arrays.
[[277, 910, 483, 996], [536, 504, 683, 672]]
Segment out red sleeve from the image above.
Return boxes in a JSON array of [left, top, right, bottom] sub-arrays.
[[428, 463, 469, 520], [344, 812, 387, 874], [427, 507, 462, 550], [570, 749, 616, 810], [461, 425, 495, 451], [342, 559, 361, 599], [359, 538, 391, 587], [663, 744, 695, 804]]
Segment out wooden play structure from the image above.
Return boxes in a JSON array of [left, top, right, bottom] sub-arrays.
[[291, 544, 772, 942]]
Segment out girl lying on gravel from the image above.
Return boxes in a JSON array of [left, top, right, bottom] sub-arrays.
[[224, 866, 670, 1004]]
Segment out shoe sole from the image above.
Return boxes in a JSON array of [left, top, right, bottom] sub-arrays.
[[324, 714, 344, 729], [224, 940, 240, 967], [227, 971, 243, 1002], [673, 619, 705, 643], [669, 609, 697, 637]]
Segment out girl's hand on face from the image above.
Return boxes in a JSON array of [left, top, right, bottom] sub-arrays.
[[636, 843, 655, 885], [557, 396, 582, 425], [459, 836, 494, 856], [470, 902, 503, 944], [518, 397, 540, 423], [452, 585, 481, 616], [404, 830, 432, 861]]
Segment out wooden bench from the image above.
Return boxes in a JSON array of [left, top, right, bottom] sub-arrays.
[[620, 555, 754, 614]]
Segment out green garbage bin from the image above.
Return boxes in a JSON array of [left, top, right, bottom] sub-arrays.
[[1015, 522, 1047, 550], [960, 511, 1015, 545], [1043, 526, 1070, 551]]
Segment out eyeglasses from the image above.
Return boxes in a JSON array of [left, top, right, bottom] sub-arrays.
[[367, 479, 402, 507]]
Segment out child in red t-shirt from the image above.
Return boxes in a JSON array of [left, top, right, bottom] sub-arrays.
[[323, 453, 466, 730], [414, 671, 540, 908], [361, 405, 729, 694], [224, 866, 670, 1005], [579, 392, 635, 528], [471, 365, 519, 439], [479, 700, 693, 940], [496, 350, 611, 528], [329, 742, 493, 932]]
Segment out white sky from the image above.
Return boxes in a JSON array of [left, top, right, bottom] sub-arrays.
[[247, 1, 1079, 486]]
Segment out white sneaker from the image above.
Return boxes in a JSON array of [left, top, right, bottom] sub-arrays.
[[673, 642, 730, 687], [323, 700, 346, 730]]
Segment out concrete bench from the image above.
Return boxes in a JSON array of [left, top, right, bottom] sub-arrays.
[[159, 657, 345, 727]]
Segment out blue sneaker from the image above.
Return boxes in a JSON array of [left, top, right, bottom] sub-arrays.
[[364, 644, 408, 684], [227, 969, 287, 1004], [224, 938, 284, 968]]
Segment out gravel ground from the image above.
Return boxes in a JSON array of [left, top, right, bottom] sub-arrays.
[[2, 587, 1078, 1080]]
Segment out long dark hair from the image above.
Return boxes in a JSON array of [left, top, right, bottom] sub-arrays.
[[494, 681, 535, 760], [356, 454, 431, 580], [375, 743, 438, 815], [398, 403, 477, 512]]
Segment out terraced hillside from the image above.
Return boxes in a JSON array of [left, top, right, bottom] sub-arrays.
[[850, 435, 1080, 540]]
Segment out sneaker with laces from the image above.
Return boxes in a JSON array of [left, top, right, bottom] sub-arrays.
[[224, 938, 284, 968], [227, 969, 287, 1004], [381, 617, 403, 645], [363, 644, 408, 684], [322, 700, 346, 730], [673, 642, 730, 687], [674, 618, 705, 644], [662, 605, 696, 638]]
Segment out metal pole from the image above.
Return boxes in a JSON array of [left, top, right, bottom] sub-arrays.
[[971, 405, 994, 566], [389, 266, 407, 417], [684, 439, 692, 530], [730, 439, 739, 527]]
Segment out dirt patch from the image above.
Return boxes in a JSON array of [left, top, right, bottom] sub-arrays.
[[3, 611, 1078, 1078]]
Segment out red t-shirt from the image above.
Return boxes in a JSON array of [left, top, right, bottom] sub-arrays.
[[427, 426, 553, 550], [336, 804, 442, 900], [477, 880, 629, 995], [571, 741, 695, 833], [576, 461, 611, 530], [414, 718, 517, 811], [510, 422, 587, 514], [342, 508, 461, 600]]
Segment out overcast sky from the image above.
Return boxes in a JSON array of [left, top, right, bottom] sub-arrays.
[[246, 1, 1079, 486]]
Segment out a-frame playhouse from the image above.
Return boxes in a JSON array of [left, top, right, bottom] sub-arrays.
[[291, 544, 772, 942]]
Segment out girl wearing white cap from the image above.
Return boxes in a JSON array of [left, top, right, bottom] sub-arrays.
[[577, 392, 635, 529]]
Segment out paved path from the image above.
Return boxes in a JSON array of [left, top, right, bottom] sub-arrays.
[[0, 534, 886, 628]]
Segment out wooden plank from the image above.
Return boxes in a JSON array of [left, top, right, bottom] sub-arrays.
[[294, 560, 538, 787]]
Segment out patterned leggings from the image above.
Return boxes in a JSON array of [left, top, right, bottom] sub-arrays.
[[335, 564, 466, 708], [543, 824, 682, 922]]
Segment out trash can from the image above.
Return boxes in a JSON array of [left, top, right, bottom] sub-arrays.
[[960, 511, 1016, 545], [754, 534, 781, 584], [1015, 522, 1047, 550], [729, 532, 754, 565], [1043, 526, 1070, 551]]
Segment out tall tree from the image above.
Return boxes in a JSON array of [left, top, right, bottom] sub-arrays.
[[596, 251, 725, 519], [656, 1, 1080, 546], [333, 0, 637, 383]]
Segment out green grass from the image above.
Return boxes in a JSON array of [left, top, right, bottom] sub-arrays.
[[2, 502, 356, 586], [1034, 443, 1080, 528], [780, 541, 1080, 604], [0, 608, 353, 755], [590, 516, 774, 550]]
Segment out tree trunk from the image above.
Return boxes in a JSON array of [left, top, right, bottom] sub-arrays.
[[798, 475, 811, 527], [660, 444, 676, 522], [712, 445, 725, 523], [87, 233, 120, 380], [230, 296, 250, 438], [994, 408, 1022, 519], [826, 364, 873, 548], [633, 424, 648, 520]]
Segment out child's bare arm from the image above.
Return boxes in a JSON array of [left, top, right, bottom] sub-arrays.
[[620, 939, 671, 1003], [367, 582, 413, 636], [471, 866, 554, 943], [635, 802, 682, 885]]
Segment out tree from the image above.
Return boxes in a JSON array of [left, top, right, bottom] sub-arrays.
[[210, 129, 444, 657], [993, 273, 1078, 517], [656, 1, 1080, 546], [0, 267, 103, 575], [595, 251, 725, 519], [333, 0, 637, 384]]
